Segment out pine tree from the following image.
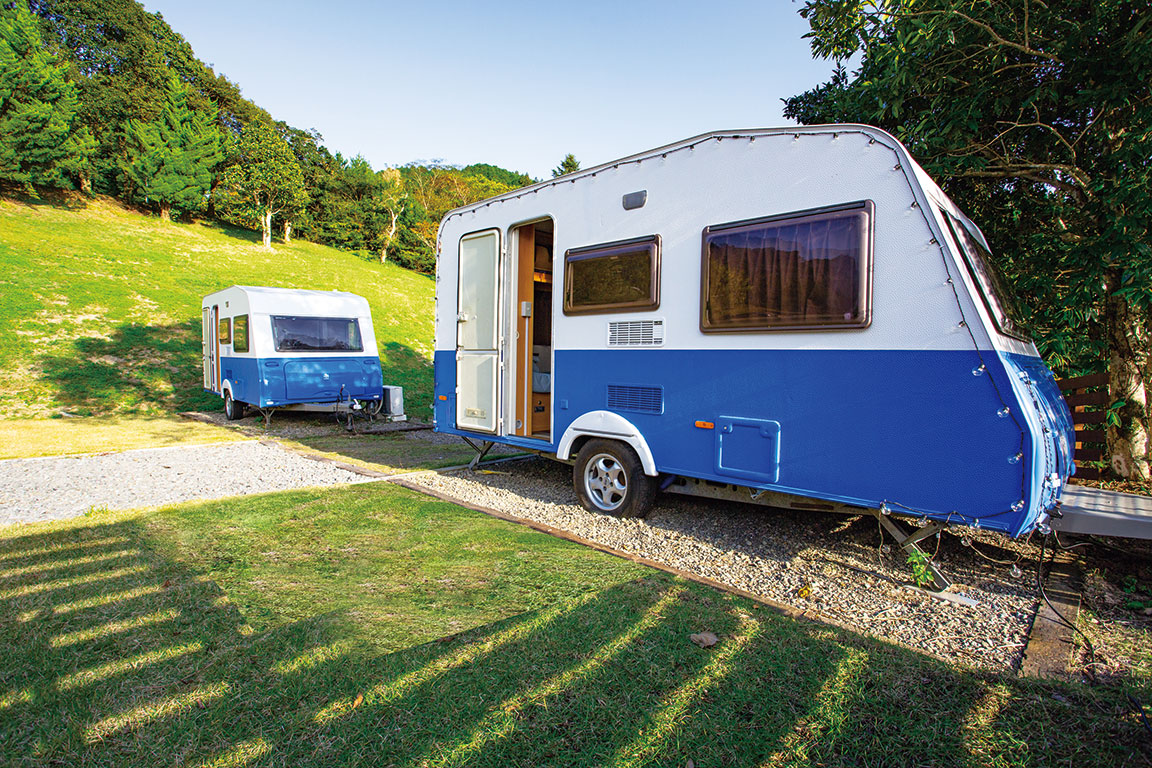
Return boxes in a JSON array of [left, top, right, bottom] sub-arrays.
[[551, 153, 580, 178], [0, 1, 92, 188], [123, 72, 222, 220], [222, 119, 306, 249]]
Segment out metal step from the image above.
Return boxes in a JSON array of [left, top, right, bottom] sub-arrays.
[[1052, 485, 1152, 539]]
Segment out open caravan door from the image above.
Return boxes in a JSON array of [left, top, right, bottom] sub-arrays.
[[456, 230, 500, 433]]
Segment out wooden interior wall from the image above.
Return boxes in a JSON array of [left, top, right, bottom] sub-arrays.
[[515, 225, 535, 436]]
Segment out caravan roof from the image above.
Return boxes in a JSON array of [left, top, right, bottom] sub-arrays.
[[207, 286, 372, 317]]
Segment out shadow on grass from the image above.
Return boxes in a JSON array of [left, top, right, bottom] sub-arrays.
[[0, 183, 89, 211], [0, 517, 1146, 766], [35, 322, 432, 420], [193, 216, 264, 246], [38, 321, 219, 416]]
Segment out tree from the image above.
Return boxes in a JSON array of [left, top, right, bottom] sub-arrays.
[[123, 72, 221, 220], [551, 153, 580, 178], [785, 0, 1152, 481], [368, 167, 407, 264], [29, 0, 269, 199], [0, 0, 92, 189], [222, 119, 306, 249], [463, 162, 533, 187]]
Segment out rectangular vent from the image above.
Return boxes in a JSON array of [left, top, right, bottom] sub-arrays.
[[607, 385, 663, 414], [608, 319, 664, 346]]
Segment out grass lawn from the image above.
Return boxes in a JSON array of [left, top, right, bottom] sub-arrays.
[[0, 416, 242, 459], [0, 192, 435, 420], [0, 483, 1147, 767]]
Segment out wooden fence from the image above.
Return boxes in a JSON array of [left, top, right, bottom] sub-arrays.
[[1056, 372, 1109, 481]]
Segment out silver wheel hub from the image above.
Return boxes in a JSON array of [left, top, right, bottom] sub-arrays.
[[583, 453, 628, 512]]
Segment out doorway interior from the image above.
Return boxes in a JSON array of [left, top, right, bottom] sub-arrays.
[[512, 218, 553, 439]]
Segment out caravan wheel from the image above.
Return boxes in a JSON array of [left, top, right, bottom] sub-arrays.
[[224, 391, 245, 420], [573, 439, 655, 518]]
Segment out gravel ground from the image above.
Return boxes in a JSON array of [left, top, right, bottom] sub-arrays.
[[186, 409, 436, 441], [0, 440, 377, 526], [405, 457, 1045, 672]]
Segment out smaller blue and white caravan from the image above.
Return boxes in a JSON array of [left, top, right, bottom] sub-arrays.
[[202, 286, 403, 421], [433, 125, 1083, 571]]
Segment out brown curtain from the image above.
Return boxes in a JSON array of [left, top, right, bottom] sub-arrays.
[[707, 211, 863, 328]]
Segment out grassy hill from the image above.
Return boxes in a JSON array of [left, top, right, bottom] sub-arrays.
[[0, 192, 435, 419]]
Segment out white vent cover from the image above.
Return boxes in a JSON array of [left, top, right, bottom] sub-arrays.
[[608, 319, 664, 347]]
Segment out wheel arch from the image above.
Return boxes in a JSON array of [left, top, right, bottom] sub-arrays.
[[556, 410, 658, 476]]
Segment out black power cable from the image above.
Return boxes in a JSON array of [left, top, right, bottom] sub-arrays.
[[1036, 532, 1097, 662]]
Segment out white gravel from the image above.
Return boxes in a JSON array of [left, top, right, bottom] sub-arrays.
[[404, 457, 1044, 672], [0, 440, 377, 525]]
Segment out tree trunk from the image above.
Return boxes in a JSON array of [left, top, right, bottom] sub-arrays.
[[159, 202, 171, 222], [283, 220, 292, 244], [380, 207, 400, 264], [1104, 268, 1150, 480], [206, 176, 219, 219], [261, 209, 273, 249], [77, 170, 91, 195]]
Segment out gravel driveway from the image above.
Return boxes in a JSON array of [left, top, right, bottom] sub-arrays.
[[0, 440, 377, 526], [404, 457, 1043, 672]]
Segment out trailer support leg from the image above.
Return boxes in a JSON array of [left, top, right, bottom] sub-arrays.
[[256, 408, 275, 428], [460, 437, 495, 471], [873, 513, 951, 592]]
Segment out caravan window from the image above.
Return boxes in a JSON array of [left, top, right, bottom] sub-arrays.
[[272, 316, 363, 352], [563, 235, 660, 315], [218, 317, 232, 344], [942, 212, 1030, 341], [233, 315, 249, 353], [701, 202, 872, 331]]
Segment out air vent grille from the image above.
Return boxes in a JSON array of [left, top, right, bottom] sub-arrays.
[[607, 319, 664, 346], [607, 385, 663, 414]]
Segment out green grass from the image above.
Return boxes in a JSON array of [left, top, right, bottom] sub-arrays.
[[0, 416, 241, 459], [0, 192, 435, 419], [0, 485, 1147, 767]]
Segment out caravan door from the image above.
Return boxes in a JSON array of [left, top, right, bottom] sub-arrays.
[[456, 230, 501, 433], [203, 306, 217, 392]]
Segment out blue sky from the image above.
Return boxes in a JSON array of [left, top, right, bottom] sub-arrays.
[[140, 1, 844, 179]]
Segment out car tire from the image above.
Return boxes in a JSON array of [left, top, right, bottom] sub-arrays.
[[224, 391, 245, 420], [573, 439, 655, 518]]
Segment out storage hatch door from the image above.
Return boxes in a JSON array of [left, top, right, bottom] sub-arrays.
[[714, 416, 782, 484]]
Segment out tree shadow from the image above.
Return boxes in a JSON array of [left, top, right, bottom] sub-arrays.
[[0, 515, 1145, 766], [192, 216, 264, 246], [0, 183, 89, 211], [35, 323, 432, 420], [37, 320, 218, 416]]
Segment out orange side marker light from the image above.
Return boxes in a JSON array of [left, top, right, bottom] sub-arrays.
[[438, 395, 448, 401], [694, 420, 714, 430]]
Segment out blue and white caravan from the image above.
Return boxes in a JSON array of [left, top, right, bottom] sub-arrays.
[[432, 126, 1075, 542], [202, 286, 397, 421]]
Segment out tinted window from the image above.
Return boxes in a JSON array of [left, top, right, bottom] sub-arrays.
[[564, 236, 659, 315], [702, 203, 872, 331], [217, 317, 231, 344], [272, 316, 363, 352], [233, 314, 249, 353], [943, 213, 1030, 341]]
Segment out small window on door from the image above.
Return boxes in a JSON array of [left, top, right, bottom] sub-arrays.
[[218, 317, 232, 344], [563, 235, 660, 315]]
